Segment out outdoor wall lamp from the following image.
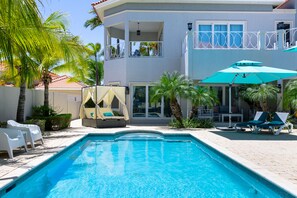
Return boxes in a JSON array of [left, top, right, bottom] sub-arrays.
[[187, 22, 193, 31]]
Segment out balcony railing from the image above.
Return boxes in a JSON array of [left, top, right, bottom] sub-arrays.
[[265, 31, 278, 50], [284, 28, 297, 48], [106, 42, 125, 60], [194, 31, 260, 49], [129, 41, 163, 57]]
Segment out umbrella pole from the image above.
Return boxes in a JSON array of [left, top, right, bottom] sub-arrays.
[[229, 84, 232, 128]]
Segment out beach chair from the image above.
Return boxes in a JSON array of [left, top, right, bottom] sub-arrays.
[[7, 120, 44, 149], [0, 128, 27, 158], [234, 111, 268, 132], [255, 112, 293, 135]]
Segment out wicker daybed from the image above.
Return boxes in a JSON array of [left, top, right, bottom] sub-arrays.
[[80, 86, 129, 128]]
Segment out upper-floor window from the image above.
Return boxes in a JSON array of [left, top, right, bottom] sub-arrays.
[[196, 22, 245, 49]]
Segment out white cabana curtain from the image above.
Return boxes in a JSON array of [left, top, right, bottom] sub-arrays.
[[79, 87, 95, 118], [79, 86, 129, 120], [112, 87, 129, 120]]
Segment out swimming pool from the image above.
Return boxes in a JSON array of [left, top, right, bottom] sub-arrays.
[[0, 131, 295, 197]]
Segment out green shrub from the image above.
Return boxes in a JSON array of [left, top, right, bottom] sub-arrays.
[[24, 119, 46, 133], [169, 118, 214, 128], [0, 122, 7, 128], [42, 114, 72, 131], [32, 105, 57, 117]]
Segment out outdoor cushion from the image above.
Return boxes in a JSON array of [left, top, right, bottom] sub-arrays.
[[267, 121, 284, 126], [247, 120, 263, 125], [103, 112, 114, 117]]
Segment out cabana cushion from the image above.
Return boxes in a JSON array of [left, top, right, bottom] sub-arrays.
[[103, 112, 114, 117]]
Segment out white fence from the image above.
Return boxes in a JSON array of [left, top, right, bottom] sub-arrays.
[[0, 86, 81, 122]]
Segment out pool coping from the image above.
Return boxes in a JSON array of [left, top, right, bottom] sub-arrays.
[[1, 129, 297, 196]]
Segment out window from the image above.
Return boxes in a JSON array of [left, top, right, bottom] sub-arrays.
[[276, 21, 293, 46], [197, 22, 244, 49], [133, 86, 146, 117], [131, 85, 172, 118]]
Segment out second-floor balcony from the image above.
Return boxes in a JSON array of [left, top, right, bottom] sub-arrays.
[[129, 41, 163, 57], [183, 28, 297, 52], [106, 41, 163, 60]]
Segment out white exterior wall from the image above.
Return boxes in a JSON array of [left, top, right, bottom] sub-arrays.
[[0, 87, 81, 122], [104, 10, 295, 85]]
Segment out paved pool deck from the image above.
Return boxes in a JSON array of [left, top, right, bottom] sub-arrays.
[[1, 119, 297, 195]]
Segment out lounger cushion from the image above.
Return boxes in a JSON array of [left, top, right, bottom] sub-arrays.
[[268, 121, 284, 126], [103, 112, 114, 117], [248, 120, 263, 125]]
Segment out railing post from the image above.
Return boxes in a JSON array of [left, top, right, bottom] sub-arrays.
[[124, 22, 129, 58], [277, 29, 285, 50], [259, 31, 265, 50]]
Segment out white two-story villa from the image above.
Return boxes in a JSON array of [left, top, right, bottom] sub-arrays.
[[92, 0, 297, 124]]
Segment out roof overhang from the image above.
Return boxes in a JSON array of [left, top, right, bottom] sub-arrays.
[[92, 0, 286, 22]]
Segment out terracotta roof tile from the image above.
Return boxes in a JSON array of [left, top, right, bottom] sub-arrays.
[[36, 74, 86, 90], [91, 0, 108, 6]]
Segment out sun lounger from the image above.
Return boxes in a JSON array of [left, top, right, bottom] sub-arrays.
[[255, 112, 293, 135], [7, 120, 44, 149], [234, 111, 268, 132], [0, 128, 28, 158]]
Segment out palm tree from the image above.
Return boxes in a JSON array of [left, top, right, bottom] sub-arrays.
[[84, 10, 102, 30], [0, 0, 53, 122], [241, 84, 279, 112], [86, 43, 103, 85], [284, 79, 297, 113], [33, 12, 88, 116], [189, 87, 218, 119], [152, 71, 193, 127]]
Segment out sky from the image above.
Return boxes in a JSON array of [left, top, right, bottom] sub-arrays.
[[39, 0, 104, 45]]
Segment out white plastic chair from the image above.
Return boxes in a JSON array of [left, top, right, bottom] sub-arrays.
[[0, 128, 28, 159], [7, 120, 44, 149]]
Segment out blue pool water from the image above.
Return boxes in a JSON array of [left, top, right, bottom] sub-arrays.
[[0, 132, 294, 197]]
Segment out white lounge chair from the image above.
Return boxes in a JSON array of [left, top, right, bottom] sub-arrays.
[[7, 120, 44, 149], [234, 111, 268, 132], [0, 128, 28, 159], [255, 112, 293, 135]]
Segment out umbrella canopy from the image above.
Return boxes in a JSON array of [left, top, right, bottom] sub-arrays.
[[284, 46, 297, 52], [202, 60, 297, 84], [201, 60, 297, 128]]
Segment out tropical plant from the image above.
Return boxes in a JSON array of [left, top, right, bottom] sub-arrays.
[[33, 12, 88, 116], [169, 118, 214, 128], [0, 0, 53, 122], [284, 79, 297, 113], [84, 10, 102, 30], [189, 87, 219, 119], [139, 42, 159, 56], [241, 84, 279, 112], [86, 43, 104, 85], [151, 71, 193, 127]]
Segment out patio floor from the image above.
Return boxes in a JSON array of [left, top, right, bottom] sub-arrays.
[[1, 119, 297, 194]]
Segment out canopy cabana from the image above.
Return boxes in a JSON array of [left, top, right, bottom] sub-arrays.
[[80, 86, 129, 128]]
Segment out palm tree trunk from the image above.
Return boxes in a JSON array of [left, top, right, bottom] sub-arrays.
[[189, 106, 197, 119], [42, 70, 51, 116], [44, 80, 50, 116], [95, 54, 99, 86], [170, 98, 184, 127], [16, 82, 26, 122]]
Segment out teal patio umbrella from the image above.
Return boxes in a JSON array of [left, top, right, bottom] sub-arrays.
[[201, 60, 297, 128]]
